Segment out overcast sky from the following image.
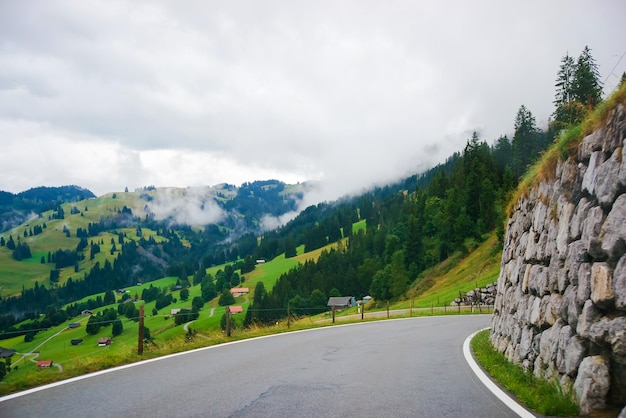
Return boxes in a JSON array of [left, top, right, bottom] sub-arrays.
[[1, 1, 625, 206]]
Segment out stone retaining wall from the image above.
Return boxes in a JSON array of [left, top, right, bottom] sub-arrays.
[[491, 103, 626, 415]]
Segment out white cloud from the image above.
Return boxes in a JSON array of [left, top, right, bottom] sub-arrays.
[[0, 0, 625, 206]]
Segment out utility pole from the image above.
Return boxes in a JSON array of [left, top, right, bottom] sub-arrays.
[[287, 303, 291, 328], [138, 305, 144, 355], [226, 307, 231, 337]]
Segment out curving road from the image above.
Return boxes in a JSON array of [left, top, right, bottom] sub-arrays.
[[0, 315, 520, 417]]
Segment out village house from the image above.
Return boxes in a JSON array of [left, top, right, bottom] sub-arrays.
[[97, 337, 112, 347], [228, 306, 243, 314], [37, 360, 53, 370], [327, 296, 356, 309], [0, 347, 16, 359], [231, 288, 249, 297]]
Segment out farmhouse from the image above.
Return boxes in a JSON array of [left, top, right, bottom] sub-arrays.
[[228, 306, 243, 314], [231, 288, 249, 297], [327, 296, 356, 309], [97, 337, 112, 347], [0, 347, 16, 358], [37, 360, 53, 369]]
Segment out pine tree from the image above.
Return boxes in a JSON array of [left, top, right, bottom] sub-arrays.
[[554, 53, 575, 108], [512, 105, 540, 178], [573, 45, 603, 108]]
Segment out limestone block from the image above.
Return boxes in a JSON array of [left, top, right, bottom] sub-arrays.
[[532, 200, 548, 235], [615, 255, 626, 311], [582, 151, 605, 196], [535, 229, 550, 261], [528, 265, 547, 296], [576, 263, 592, 305], [530, 296, 542, 327], [533, 355, 544, 379], [561, 286, 580, 329], [588, 317, 611, 344], [565, 240, 588, 287], [595, 147, 622, 206], [522, 264, 532, 294], [591, 262, 615, 309], [565, 335, 586, 376], [608, 317, 626, 360], [582, 206, 605, 259], [557, 199, 575, 258], [546, 218, 559, 260], [505, 286, 517, 315], [511, 323, 522, 345], [524, 229, 537, 262], [556, 325, 574, 374], [579, 130, 604, 161], [518, 327, 534, 360], [510, 257, 522, 287], [540, 320, 564, 365], [574, 355, 610, 415], [548, 256, 562, 294], [546, 293, 562, 326], [577, 299, 602, 338], [496, 335, 510, 354], [505, 343, 515, 362], [600, 194, 626, 260], [570, 197, 591, 240], [517, 231, 529, 258]]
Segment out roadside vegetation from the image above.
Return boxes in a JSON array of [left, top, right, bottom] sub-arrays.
[[471, 329, 579, 416]]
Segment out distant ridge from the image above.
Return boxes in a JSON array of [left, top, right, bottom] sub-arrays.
[[0, 185, 96, 232]]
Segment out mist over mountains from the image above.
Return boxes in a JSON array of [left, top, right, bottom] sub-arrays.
[[0, 180, 312, 237]]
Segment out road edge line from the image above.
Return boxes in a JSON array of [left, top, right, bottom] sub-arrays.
[[463, 328, 535, 418]]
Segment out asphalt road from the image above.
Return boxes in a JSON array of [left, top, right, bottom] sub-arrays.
[[0, 315, 519, 417]]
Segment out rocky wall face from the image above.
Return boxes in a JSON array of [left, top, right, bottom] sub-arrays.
[[491, 104, 626, 415]]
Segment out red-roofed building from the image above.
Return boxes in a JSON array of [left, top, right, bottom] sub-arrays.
[[231, 288, 249, 297], [37, 360, 53, 369], [228, 306, 243, 314]]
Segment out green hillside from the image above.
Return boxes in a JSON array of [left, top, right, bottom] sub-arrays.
[[0, 229, 499, 395], [0, 191, 161, 296]]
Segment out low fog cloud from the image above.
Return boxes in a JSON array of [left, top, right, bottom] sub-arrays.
[[0, 1, 625, 206], [145, 187, 226, 226]]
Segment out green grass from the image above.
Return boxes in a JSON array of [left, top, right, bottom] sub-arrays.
[[471, 329, 578, 416], [0, 230, 505, 396], [403, 234, 501, 309]]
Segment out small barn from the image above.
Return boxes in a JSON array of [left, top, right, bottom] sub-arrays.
[[327, 296, 356, 309], [97, 337, 112, 347], [71, 339, 83, 346], [228, 306, 243, 314], [231, 288, 249, 297], [0, 347, 16, 359], [37, 360, 53, 369]]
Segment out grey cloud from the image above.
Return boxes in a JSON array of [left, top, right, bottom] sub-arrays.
[[0, 0, 625, 204]]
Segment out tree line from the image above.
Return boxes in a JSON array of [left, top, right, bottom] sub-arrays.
[[0, 46, 612, 333]]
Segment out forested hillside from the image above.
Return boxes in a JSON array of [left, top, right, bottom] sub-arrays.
[[0, 185, 95, 232], [0, 45, 614, 338]]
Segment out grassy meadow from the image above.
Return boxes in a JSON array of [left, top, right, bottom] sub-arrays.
[[0, 227, 502, 396]]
